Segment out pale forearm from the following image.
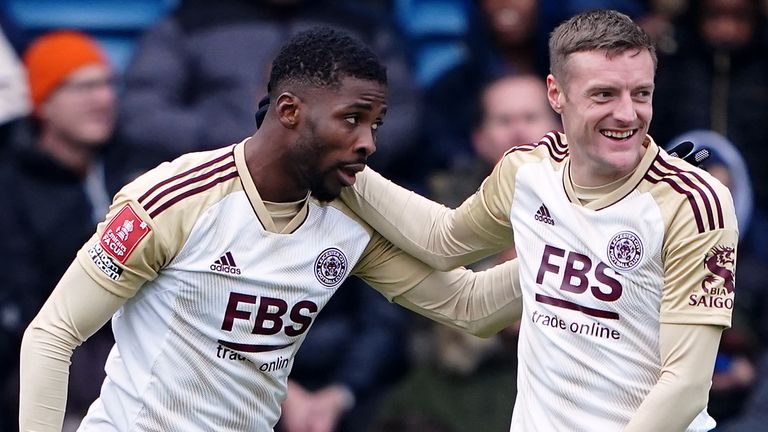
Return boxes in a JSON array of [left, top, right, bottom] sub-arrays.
[[624, 324, 722, 432], [19, 262, 126, 432], [393, 260, 522, 337]]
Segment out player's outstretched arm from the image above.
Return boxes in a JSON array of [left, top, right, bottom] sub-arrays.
[[341, 167, 512, 270], [624, 323, 722, 431], [19, 262, 127, 432], [392, 259, 523, 337], [354, 229, 522, 337]]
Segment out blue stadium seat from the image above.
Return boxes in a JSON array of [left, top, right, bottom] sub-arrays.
[[3, 0, 178, 70], [393, 0, 471, 88]]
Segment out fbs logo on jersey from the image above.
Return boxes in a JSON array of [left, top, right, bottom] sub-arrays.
[[211, 251, 241, 275], [100, 203, 151, 264], [534, 204, 555, 225]]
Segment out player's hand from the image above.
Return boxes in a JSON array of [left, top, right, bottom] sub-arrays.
[[281, 380, 314, 432], [667, 141, 710, 167], [304, 386, 350, 432]]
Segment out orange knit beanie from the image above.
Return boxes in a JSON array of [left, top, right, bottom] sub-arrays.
[[23, 30, 108, 110]]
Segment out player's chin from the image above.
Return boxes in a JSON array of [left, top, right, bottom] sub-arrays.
[[310, 181, 342, 203]]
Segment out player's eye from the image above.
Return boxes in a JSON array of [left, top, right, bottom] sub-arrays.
[[344, 116, 358, 125]]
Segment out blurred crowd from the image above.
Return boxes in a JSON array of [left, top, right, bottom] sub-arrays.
[[2, 0, 768, 431]]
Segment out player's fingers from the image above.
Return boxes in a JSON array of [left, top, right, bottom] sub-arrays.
[[667, 140, 694, 159], [682, 147, 711, 167]]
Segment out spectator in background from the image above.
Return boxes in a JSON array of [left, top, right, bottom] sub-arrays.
[[429, 74, 560, 208], [119, 0, 423, 187], [651, 0, 768, 255], [0, 30, 128, 431], [423, 0, 545, 171]]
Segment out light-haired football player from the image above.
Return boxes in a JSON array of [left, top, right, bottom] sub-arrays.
[[19, 28, 524, 432], [341, 9, 738, 432]]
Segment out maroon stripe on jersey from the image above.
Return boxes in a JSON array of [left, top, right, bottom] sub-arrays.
[[535, 294, 619, 319], [138, 151, 234, 204], [650, 156, 718, 231], [217, 339, 295, 353], [506, 136, 566, 162], [656, 158, 724, 230], [547, 131, 569, 156], [148, 170, 239, 218], [143, 160, 236, 212], [540, 134, 568, 162], [644, 170, 706, 233]]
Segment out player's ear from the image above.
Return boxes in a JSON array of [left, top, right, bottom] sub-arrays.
[[547, 74, 564, 114], [276, 92, 301, 128]]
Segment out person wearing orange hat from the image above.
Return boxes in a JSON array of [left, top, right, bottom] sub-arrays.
[[0, 30, 123, 431], [23, 30, 116, 173]]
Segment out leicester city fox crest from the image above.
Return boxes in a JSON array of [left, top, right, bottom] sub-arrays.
[[314, 248, 348, 287], [607, 231, 643, 271]]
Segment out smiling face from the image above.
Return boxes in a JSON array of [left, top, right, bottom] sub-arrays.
[[547, 48, 655, 186], [291, 76, 387, 202]]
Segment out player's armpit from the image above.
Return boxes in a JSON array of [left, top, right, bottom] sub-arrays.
[[341, 167, 509, 270], [392, 259, 523, 337], [19, 261, 127, 432], [624, 323, 722, 432]]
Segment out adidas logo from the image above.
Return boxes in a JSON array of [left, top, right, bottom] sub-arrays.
[[210, 251, 242, 275], [534, 204, 555, 225]]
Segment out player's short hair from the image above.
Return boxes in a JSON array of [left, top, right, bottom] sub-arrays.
[[548, 9, 656, 82], [267, 27, 387, 98]]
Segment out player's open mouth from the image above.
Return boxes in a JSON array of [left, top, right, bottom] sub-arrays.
[[601, 129, 636, 140], [337, 164, 365, 187]]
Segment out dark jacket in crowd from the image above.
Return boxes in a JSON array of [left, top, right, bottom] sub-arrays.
[[0, 121, 132, 428]]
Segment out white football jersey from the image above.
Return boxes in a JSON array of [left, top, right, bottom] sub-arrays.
[[75, 140, 431, 431], [480, 132, 737, 431]]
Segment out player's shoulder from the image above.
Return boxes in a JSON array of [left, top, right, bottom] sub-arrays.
[[642, 146, 736, 234], [500, 131, 569, 168], [322, 198, 376, 236], [116, 144, 240, 218]]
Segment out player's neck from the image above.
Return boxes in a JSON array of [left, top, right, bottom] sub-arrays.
[[244, 132, 309, 203]]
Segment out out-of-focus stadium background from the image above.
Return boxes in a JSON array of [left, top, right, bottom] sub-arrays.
[[2, 1, 768, 431]]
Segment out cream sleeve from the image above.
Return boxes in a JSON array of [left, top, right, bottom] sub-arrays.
[[392, 259, 523, 337], [19, 261, 127, 432], [624, 323, 723, 432], [340, 166, 513, 271], [353, 228, 522, 337]]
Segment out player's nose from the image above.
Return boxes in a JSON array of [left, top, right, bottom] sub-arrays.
[[355, 128, 376, 157], [613, 94, 638, 124]]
